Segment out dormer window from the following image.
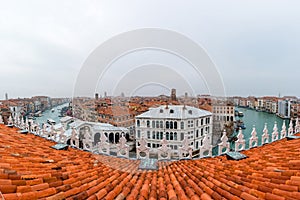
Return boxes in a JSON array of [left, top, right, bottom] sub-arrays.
[[188, 110, 192, 115], [170, 109, 174, 114]]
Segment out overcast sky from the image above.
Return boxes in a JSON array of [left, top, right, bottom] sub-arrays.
[[0, 0, 299, 99]]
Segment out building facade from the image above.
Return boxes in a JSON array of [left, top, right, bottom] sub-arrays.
[[278, 100, 291, 119], [135, 105, 212, 157]]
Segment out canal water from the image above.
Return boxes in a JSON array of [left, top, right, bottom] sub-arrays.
[[35, 103, 69, 125], [234, 107, 289, 148]]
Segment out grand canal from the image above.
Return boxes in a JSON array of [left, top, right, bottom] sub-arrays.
[[35, 103, 69, 125], [234, 107, 289, 148]]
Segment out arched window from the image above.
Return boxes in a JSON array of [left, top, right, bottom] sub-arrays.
[[166, 121, 169, 129], [147, 131, 151, 139], [170, 121, 173, 129], [196, 130, 199, 138], [152, 121, 155, 128], [166, 132, 170, 140], [152, 131, 156, 139], [196, 141, 199, 149], [174, 132, 177, 140], [160, 121, 163, 128], [137, 120, 140, 127], [115, 133, 120, 143], [109, 133, 114, 143], [156, 121, 159, 128], [156, 131, 160, 140], [94, 133, 101, 145], [170, 132, 173, 140], [160, 132, 163, 140], [147, 120, 150, 128], [174, 121, 177, 129]]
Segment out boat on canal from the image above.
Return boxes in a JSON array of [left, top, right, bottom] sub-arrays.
[[47, 118, 56, 125]]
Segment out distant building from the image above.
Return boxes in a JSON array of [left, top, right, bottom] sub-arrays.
[[135, 105, 212, 157], [212, 103, 234, 122], [5, 93, 8, 100], [211, 101, 235, 145], [278, 100, 291, 119], [257, 98, 264, 110]]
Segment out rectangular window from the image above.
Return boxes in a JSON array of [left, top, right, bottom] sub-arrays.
[[137, 130, 141, 138], [181, 132, 184, 140], [181, 122, 184, 129]]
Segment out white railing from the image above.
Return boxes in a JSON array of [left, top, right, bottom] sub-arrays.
[[8, 115, 300, 161]]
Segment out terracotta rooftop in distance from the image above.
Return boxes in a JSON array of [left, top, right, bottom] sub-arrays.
[[1, 125, 300, 200]]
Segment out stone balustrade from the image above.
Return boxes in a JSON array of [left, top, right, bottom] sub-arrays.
[[8, 115, 300, 161]]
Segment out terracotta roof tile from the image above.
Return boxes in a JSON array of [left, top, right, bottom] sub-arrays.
[[1, 125, 300, 199]]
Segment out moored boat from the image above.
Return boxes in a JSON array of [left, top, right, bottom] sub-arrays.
[[47, 118, 56, 125]]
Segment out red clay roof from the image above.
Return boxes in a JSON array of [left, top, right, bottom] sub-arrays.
[[0, 125, 300, 200]]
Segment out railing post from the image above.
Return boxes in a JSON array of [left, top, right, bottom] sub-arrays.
[[280, 120, 287, 138], [271, 122, 279, 142], [288, 120, 294, 136], [136, 137, 150, 159], [157, 137, 171, 160], [249, 125, 258, 148], [178, 137, 193, 159], [235, 128, 245, 151], [218, 130, 230, 155], [116, 133, 129, 158], [200, 134, 212, 158]]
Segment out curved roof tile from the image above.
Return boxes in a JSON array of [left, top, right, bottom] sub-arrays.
[[0, 125, 300, 200]]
